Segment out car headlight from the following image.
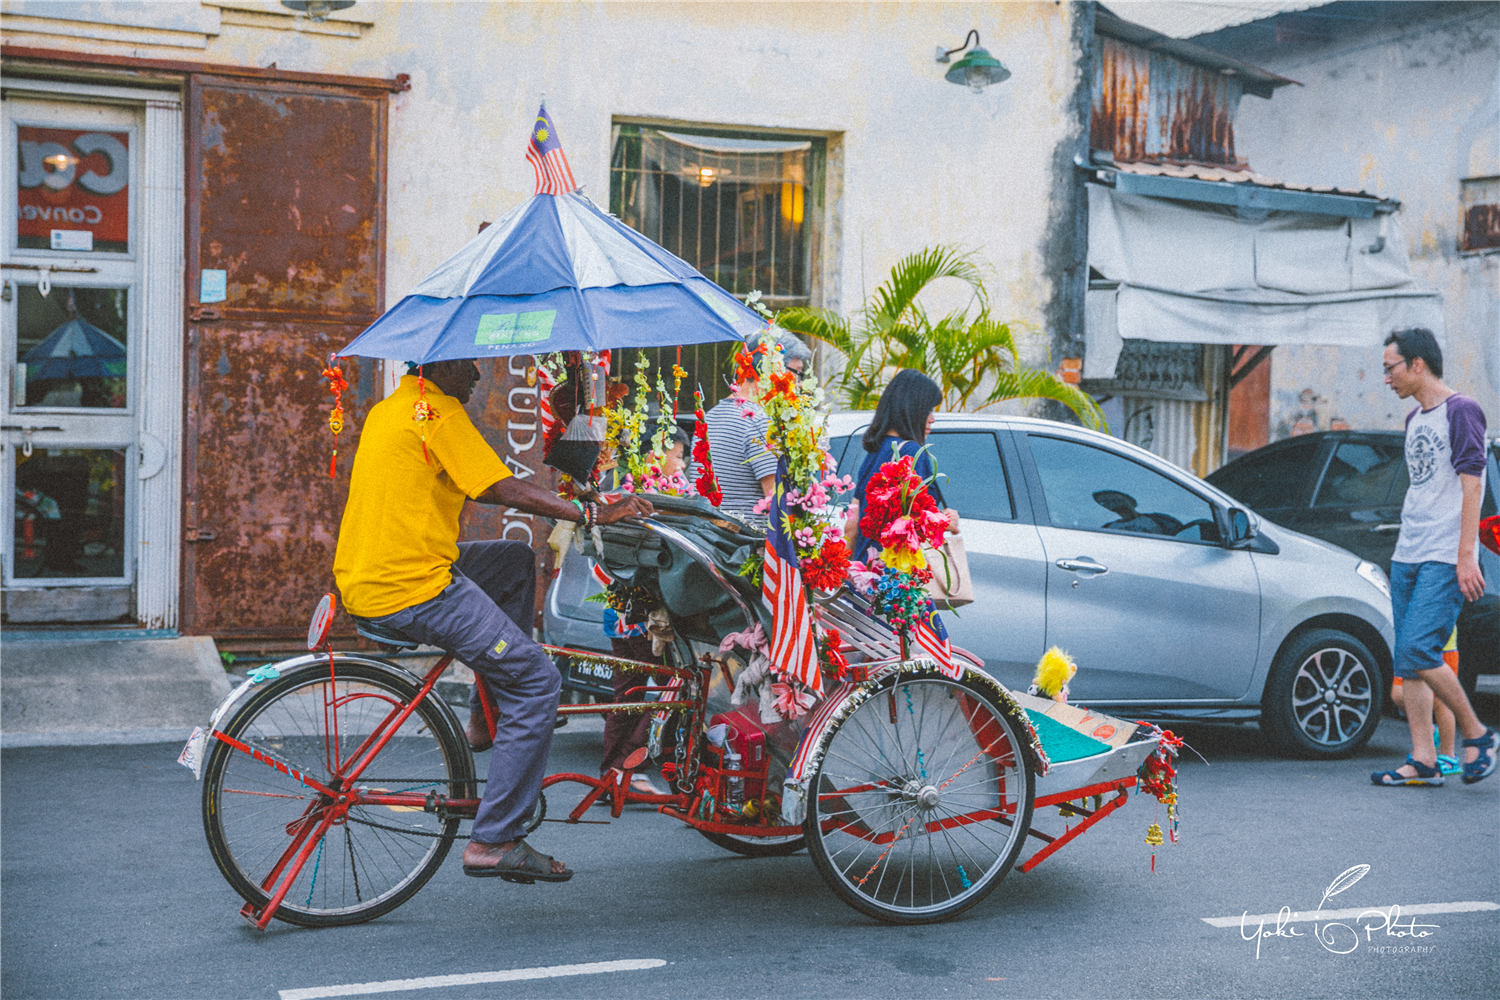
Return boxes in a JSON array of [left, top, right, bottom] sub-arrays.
[[1357, 560, 1391, 600]]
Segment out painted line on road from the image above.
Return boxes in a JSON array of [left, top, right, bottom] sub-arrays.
[[278, 958, 668, 1000], [1202, 901, 1498, 928]]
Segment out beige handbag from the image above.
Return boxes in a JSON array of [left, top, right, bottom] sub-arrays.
[[923, 532, 974, 608]]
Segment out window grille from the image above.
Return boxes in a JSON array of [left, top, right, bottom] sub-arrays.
[[609, 123, 823, 407]]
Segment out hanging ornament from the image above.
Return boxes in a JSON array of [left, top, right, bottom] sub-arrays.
[[320, 357, 349, 478], [412, 364, 437, 463]]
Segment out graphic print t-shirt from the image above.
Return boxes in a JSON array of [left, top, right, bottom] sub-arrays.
[[1393, 393, 1488, 565]]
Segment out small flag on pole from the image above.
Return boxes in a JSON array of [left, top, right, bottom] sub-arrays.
[[913, 609, 962, 679], [525, 103, 578, 196], [762, 459, 820, 693]]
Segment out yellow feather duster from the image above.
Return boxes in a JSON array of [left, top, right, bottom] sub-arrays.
[[1033, 646, 1078, 701]]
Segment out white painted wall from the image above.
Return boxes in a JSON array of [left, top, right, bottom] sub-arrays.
[[1224, 5, 1500, 435], [3, 1, 1086, 366]]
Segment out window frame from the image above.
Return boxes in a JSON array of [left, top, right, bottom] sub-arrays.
[[1309, 435, 1406, 509]]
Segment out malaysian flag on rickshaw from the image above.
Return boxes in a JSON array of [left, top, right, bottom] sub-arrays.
[[763, 461, 820, 693]]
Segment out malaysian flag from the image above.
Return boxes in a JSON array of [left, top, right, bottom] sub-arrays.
[[525, 103, 578, 196], [913, 608, 962, 679], [762, 460, 821, 693]]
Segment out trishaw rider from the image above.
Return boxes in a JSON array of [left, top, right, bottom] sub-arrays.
[[333, 359, 652, 882]]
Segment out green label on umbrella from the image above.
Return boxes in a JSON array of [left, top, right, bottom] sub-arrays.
[[475, 310, 556, 346]]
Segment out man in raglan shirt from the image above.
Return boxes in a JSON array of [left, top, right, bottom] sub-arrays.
[[1371, 328, 1498, 787]]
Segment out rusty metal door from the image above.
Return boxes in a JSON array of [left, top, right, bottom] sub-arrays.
[[182, 77, 386, 638]]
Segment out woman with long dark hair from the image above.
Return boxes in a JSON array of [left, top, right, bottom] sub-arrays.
[[849, 369, 956, 561]]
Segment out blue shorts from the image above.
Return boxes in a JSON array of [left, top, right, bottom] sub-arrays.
[[1390, 561, 1464, 679]]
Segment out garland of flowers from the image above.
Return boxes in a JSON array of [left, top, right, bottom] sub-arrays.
[[691, 388, 722, 506], [855, 451, 949, 631]]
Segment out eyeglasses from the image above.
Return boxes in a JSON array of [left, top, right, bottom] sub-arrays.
[[1382, 359, 1409, 375]]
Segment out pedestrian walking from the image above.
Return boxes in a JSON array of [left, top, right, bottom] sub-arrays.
[[1370, 328, 1498, 787]]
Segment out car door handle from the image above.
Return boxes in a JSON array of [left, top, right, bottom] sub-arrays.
[[1370, 523, 1401, 533], [1055, 558, 1108, 576]]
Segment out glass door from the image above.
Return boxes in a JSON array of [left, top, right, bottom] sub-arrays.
[[3, 95, 141, 622]]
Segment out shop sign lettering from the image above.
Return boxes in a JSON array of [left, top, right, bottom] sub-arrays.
[[16, 126, 130, 252]]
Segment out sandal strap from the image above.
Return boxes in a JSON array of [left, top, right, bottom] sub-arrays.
[[1404, 756, 1441, 777], [1461, 728, 1497, 748]]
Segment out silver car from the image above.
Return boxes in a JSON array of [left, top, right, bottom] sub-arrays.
[[545, 413, 1395, 761]]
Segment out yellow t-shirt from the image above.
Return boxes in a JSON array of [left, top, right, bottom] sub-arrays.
[[333, 375, 511, 617]]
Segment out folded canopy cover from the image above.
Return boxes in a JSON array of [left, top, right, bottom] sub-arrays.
[[341, 105, 764, 364], [1084, 182, 1444, 379]]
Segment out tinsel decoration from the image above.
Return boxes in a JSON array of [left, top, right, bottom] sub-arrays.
[[691, 388, 722, 506]]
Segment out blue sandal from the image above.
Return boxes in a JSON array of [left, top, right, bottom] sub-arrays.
[[1460, 727, 1499, 785], [1371, 756, 1444, 787]]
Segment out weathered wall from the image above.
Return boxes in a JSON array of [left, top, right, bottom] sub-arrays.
[[1201, 3, 1499, 437], [4, 0, 1086, 370]]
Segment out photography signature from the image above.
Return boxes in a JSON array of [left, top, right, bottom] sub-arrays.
[[1238, 865, 1439, 959]]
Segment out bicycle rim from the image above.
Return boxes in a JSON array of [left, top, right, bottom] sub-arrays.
[[805, 677, 1034, 923], [203, 664, 466, 926]]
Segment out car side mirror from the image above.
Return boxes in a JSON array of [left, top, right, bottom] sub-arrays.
[[1225, 507, 1254, 549]]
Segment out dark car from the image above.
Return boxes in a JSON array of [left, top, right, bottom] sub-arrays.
[[1207, 431, 1500, 696]]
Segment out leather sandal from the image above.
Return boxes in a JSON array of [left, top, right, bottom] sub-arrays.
[[463, 839, 573, 883], [1371, 756, 1443, 787], [1460, 727, 1499, 785]]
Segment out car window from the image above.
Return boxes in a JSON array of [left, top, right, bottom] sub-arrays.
[[1028, 435, 1220, 542], [1314, 441, 1404, 507], [927, 432, 1015, 521], [1208, 439, 1321, 510]]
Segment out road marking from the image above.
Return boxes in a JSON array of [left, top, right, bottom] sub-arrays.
[[278, 959, 668, 1000], [1202, 901, 1498, 928]]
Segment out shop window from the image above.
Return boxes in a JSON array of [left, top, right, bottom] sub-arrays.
[[13, 286, 128, 408], [14, 124, 132, 254], [1461, 176, 1499, 252], [13, 447, 128, 580], [609, 123, 824, 405]]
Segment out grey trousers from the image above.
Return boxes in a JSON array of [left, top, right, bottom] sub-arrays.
[[373, 539, 560, 845]]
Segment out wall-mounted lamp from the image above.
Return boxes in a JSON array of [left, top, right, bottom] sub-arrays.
[[281, 1, 356, 22], [935, 30, 1011, 93]]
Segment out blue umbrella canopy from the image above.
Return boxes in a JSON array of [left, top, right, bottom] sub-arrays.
[[340, 191, 765, 363], [21, 317, 127, 379]]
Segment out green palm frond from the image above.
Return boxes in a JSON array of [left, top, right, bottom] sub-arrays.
[[867, 246, 987, 328], [770, 244, 1105, 430], [986, 369, 1108, 430]]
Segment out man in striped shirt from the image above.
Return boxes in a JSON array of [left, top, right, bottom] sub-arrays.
[[704, 330, 813, 513]]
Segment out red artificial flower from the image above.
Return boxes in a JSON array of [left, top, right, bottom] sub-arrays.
[[761, 370, 799, 405], [734, 348, 763, 384], [802, 537, 850, 590]]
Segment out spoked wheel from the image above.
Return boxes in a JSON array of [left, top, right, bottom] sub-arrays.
[[202, 661, 472, 927], [804, 676, 1035, 924], [698, 829, 806, 857]]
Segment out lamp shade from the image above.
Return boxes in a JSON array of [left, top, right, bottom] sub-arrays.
[[945, 47, 1011, 91]]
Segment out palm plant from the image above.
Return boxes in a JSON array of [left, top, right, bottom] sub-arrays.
[[776, 246, 1106, 428]]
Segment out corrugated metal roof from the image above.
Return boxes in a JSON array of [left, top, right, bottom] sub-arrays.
[[1094, 6, 1300, 97], [1108, 158, 1382, 199], [1101, 1, 1328, 40]]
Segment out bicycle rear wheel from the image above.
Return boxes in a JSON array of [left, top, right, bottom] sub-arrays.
[[202, 660, 471, 927], [804, 676, 1034, 924]]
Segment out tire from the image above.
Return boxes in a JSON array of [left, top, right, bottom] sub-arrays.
[[803, 676, 1035, 924], [697, 829, 806, 857], [203, 659, 472, 927], [1260, 628, 1382, 759]]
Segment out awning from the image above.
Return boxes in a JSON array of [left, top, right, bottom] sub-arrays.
[[1084, 183, 1445, 380]]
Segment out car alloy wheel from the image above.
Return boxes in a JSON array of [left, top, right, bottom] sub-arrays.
[[1262, 628, 1382, 759]]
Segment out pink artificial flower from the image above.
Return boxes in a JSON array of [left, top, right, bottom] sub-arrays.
[[771, 682, 816, 720]]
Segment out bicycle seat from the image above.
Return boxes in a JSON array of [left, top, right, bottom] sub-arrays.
[[351, 617, 422, 651]]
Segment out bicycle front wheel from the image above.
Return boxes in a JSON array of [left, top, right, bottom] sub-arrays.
[[804, 676, 1035, 924], [202, 660, 471, 927]]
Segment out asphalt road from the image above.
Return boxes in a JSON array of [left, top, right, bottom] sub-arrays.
[[4, 702, 1497, 1000]]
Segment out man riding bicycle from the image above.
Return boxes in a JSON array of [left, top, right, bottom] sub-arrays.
[[333, 359, 651, 882]]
